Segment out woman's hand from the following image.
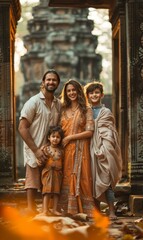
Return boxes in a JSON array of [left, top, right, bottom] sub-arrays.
[[62, 136, 72, 147]]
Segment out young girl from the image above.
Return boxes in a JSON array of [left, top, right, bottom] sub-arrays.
[[38, 125, 64, 216], [85, 81, 122, 220]]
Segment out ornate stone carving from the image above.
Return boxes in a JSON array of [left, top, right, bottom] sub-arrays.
[[20, 4, 102, 96], [0, 0, 21, 184]]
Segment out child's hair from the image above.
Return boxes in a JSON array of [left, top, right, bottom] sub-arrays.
[[85, 81, 104, 95], [46, 125, 64, 146]]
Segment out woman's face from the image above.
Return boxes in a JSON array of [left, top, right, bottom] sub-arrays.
[[66, 84, 78, 102]]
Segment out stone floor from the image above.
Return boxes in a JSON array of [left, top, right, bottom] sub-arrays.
[[0, 203, 142, 240], [0, 180, 143, 239]]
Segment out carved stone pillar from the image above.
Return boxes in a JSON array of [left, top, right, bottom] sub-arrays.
[[110, 1, 128, 179], [0, 0, 21, 185], [110, 0, 143, 192], [125, 0, 143, 193]]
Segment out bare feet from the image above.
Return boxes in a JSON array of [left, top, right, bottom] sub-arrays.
[[36, 210, 53, 217], [21, 208, 38, 217], [109, 212, 118, 220], [50, 209, 62, 216], [36, 212, 48, 217]]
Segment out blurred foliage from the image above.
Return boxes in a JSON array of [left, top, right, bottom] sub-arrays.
[[17, 0, 39, 37]]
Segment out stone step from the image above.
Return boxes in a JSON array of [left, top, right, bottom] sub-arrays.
[[0, 179, 42, 208], [129, 195, 143, 216]]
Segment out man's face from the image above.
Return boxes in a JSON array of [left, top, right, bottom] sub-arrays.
[[43, 73, 59, 92]]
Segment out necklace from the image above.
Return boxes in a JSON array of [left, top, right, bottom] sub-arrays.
[[48, 146, 61, 159], [50, 145, 58, 152], [71, 105, 79, 116]]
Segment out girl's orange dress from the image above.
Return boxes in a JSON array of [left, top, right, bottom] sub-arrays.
[[41, 146, 63, 194], [59, 107, 96, 217]]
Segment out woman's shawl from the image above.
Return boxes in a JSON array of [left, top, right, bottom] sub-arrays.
[[90, 106, 122, 202]]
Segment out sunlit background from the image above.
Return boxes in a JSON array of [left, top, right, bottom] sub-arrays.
[[15, 0, 112, 95]]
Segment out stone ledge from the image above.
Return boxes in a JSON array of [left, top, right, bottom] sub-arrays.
[[115, 182, 131, 193], [129, 195, 143, 216]]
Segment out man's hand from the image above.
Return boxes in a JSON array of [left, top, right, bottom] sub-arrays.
[[35, 148, 47, 166]]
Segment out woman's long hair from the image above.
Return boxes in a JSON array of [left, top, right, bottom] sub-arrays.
[[60, 79, 87, 114]]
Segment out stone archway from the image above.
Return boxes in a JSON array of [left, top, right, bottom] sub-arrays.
[[1, 0, 143, 195]]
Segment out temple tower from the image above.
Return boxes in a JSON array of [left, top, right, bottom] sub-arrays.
[[20, 1, 102, 103]]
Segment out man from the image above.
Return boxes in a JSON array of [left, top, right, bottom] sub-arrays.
[[18, 69, 61, 215]]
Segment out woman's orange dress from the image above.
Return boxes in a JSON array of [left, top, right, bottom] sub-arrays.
[[59, 107, 96, 217]]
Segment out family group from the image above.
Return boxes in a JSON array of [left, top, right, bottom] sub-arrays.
[[18, 69, 122, 220]]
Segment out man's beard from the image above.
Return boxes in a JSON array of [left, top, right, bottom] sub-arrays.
[[45, 86, 57, 92]]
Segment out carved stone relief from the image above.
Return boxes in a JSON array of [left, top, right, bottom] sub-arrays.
[[127, 4, 143, 181]]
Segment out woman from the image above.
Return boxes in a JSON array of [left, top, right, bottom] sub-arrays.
[[58, 79, 95, 218]]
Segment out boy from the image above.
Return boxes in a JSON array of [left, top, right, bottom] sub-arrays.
[[85, 81, 122, 220]]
